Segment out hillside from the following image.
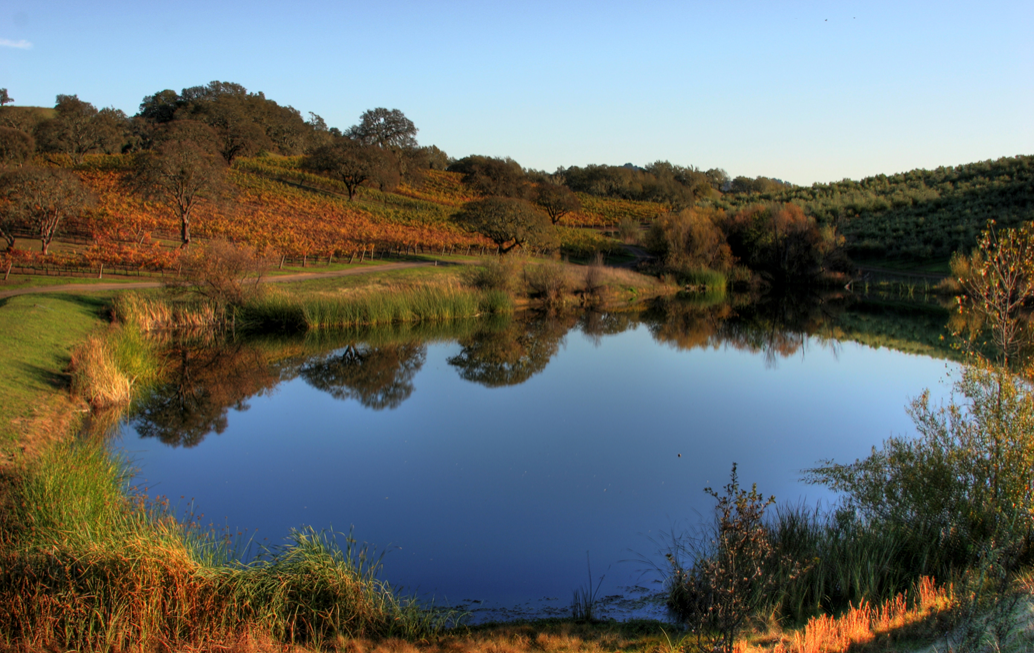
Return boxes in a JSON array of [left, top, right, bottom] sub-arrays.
[[713, 155, 1034, 264], [0, 155, 633, 274], [4, 82, 1030, 275]]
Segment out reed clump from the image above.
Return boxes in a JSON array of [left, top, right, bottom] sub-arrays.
[[68, 334, 133, 410], [464, 254, 521, 293], [112, 291, 222, 332], [678, 268, 728, 295], [523, 260, 571, 308], [68, 324, 161, 411], [250, 284, 511, 331]]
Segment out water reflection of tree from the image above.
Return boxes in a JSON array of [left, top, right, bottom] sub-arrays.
[[719, 293, 843, 366], [299, 343, 427, 410], [131, 341, 279, 447], [648, 299, 735, 351], [579, 310, 638, 347], [646, 291, 960, 365], [448, 312, 577, 387], [647, 293, 849, 365]]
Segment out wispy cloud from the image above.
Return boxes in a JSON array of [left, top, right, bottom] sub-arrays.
[[0, 38, 32, 49]]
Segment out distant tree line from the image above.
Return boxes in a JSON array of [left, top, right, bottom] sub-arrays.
[[1, 82, 1029, 267]]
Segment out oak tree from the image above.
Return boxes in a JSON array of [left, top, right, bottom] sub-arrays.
[[0, 166, 93, 254], [534, 183, 581, 225], [453, 196, 553, 254], [0, 127, 34, 168], [449, 155, 529, 198], [302, 138, 395, 200], [347, 107, 419, 180], [35, 95, 126, 162], [130, 124, 227, 247]]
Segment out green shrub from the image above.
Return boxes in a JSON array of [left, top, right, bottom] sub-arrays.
[[523, 260, 569, 307], [806, 362, 1034, 571], [463, 255, 519, 293], [666, 465, 795, 653]]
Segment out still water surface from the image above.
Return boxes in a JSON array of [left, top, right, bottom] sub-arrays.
[[117, 300, 958, 620]]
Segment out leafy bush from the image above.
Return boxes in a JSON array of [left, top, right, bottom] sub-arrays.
[[463, 255, 520, 293], [806, 362, 1034, 572], [646, 208, 732, 274], [617, 218, 641, 243], [523, 260, 569, 307], [722, 203, 835, 285], [667, 465, 796, 653]]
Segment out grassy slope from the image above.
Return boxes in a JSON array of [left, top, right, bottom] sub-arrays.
[[713, 154, 1034, 266], [0, 293, 111, 449]]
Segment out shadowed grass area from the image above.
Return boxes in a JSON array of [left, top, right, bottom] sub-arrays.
[[0, 293, 113, 449]]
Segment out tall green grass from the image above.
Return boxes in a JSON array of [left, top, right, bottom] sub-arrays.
[[763, 504, 947, 624], [666, 501, 951, 629], [1, 437, 456, 650], [68, 323, 164, 411], [243, 286, 512, 331], [677, 268, 727, 294]]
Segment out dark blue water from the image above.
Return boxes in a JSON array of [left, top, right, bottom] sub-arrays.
[[117, 305, 958, 621]]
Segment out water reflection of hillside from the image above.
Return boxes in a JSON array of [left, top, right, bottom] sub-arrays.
[[128, 295, 957, 447], [644, 293, 957, 365]]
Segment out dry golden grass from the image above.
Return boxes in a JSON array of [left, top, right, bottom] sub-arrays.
[[68, 334, 134, 410], [765, 577, 953, 653], [0, 396, 84, 472], [326, 623, 652, 653], [112, 292, 222, 332]]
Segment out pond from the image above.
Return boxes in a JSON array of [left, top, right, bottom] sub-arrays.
[[116, 295, 960, 621]]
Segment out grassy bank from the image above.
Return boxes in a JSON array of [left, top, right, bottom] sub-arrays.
[[1, 269, 976, 651], [0, 263, 663, 650], [247, 284, 512, 331], [2, 436, 453, 650], [0, 286, 473, 649], [0, 293, 113, 451]]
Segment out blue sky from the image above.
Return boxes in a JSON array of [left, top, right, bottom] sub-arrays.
[[1, 0, 1030, 185]]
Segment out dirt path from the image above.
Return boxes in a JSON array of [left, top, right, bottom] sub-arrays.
[[0, 261, 439, 300]]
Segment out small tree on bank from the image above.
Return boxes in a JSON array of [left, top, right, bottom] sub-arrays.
[[167, 240, 272, 309], [667, 464, 789, 653], [534, 183, 581, 226], [951, 222, 1034, 369]]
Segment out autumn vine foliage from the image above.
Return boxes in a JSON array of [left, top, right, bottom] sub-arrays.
[[0, 153, 491, 273]]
